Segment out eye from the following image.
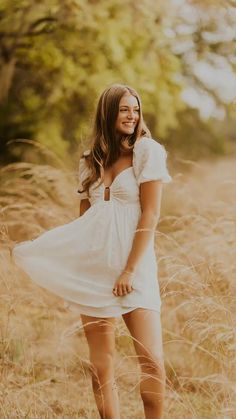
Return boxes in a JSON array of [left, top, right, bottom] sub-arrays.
[[119, 108, 140, 112]]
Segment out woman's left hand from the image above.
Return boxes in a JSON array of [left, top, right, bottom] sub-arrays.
[[112, 271, 134, 297]]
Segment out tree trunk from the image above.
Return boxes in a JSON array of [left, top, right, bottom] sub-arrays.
[[0, 58, 16, 103]]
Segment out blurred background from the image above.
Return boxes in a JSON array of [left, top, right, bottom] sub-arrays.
[[0, 1, 236, 418], [0, 0, 235, 164]]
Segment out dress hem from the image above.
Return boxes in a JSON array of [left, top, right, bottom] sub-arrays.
[[64, 300, 161, 318]]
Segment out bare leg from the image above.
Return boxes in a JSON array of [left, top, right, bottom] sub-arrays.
[[122, 308, 166, 419], [80, 314, 120, 419]]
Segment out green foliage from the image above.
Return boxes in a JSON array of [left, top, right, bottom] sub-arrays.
[[0, 0, 235, 163]]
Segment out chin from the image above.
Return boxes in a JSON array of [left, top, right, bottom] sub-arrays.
[[120, 128, 135, 134]]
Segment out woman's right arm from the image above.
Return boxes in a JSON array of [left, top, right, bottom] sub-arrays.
[[79, 198, 91, 216]]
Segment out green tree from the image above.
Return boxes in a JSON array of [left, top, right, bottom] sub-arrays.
[[0, 0, 235, 163]]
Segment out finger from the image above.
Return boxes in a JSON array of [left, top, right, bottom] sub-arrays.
[[122, 284, 128, 295], [117, 285, 123, 296], [113, 287, 118, 296], [127, 284, 133, 293]]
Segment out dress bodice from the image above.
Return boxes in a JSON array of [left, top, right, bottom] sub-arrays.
[[89, 166, 140, 206], [77, 137, 172, 206]]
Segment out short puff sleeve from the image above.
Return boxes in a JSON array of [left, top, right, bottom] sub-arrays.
[[77, 155, 90, 199], [133, 138, 172, 186]]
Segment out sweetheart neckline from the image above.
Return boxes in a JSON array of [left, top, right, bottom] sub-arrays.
[[102, 166, 133, 188], [101, 138, 145, 188], [95, 138, 148, 189]]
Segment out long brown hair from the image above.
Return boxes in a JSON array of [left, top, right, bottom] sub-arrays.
[[78, 83, 151, 197]]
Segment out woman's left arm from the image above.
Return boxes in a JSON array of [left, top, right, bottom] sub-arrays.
[[112, 180, 163, 297], [124, 180, 163, 272]]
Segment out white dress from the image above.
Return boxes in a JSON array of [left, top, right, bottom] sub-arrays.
[[12, 137, 172, 318]]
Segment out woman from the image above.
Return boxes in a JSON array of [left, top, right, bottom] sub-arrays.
[[12, 83, 172, 418]]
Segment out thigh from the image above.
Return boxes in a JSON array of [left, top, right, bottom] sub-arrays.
[[80, 314, 117, 359], [122, 308, 164, 363]]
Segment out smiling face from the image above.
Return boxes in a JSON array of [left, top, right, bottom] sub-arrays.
[[115, 93, 140, 135]]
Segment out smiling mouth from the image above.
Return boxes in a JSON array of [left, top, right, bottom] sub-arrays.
[[123, 122, 136, 126]]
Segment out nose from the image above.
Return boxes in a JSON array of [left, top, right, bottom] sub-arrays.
[[128, 110, 136, 119]]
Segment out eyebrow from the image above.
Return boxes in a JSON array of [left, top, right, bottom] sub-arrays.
[[119, 105, 140, 108]]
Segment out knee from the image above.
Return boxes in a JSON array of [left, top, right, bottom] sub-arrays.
[[140, 355, 166, 406], [140, 352, 166, 385], [90, 352, 115, 379], [140, 351, 165, 374]]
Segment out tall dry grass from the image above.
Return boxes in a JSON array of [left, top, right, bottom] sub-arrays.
[[0, 154, 235, 418]]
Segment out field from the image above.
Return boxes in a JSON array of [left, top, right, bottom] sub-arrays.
[[0, 157, 236, 418]]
